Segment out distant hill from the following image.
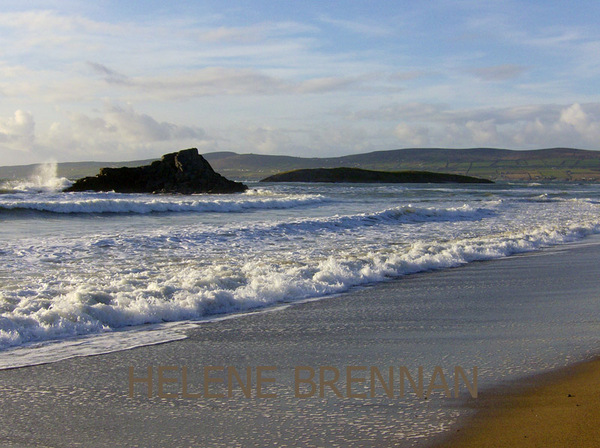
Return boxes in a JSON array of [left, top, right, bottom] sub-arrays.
[[2, 147, 600, 182], [261, 168, 493, 184], [204, 147, 600, 181]]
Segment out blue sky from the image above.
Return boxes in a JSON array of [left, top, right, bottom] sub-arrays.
[[1, 0, 600, 165]]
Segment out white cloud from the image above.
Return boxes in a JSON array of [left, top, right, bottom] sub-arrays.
[[350, 102, 447, 121], [513, 102, 600, 147], [40, 104, 210, 161], [198, 24, 269, 44], [134, 68, 289, 97], [560, 103, 591, 130], [526, 28, 585, 48], [103, 105, 205, 142], [318, 16, 394, 37], [84, 64, 371, 99], [386, 102, 600, 149], [242, 126, 293, 154], [465, 120, 498, 144], [1, 4, 600, 165], [388, 71, 429, 82], [231, 124, 382, 158], [295, 76, 360, 94], [394, 123, 430, 146], [49, 105, 206, 146], [0, 110, 35, 148], [468, 64, 528, 81], [197, 21, 316, 44], [0, 62, 30, 79], [304, 125, 379, 156]]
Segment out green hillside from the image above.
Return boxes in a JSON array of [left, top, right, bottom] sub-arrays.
[[205, 147, 600, 181], [2, 147, 600, 182]]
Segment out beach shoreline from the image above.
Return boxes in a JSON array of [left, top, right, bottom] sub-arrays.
[[431, 355, 600, 447], [1, 236, 600, 447]]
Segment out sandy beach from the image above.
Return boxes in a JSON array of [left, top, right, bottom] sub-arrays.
[[1, 237, 600, 447], [436, 356, 600, 447]]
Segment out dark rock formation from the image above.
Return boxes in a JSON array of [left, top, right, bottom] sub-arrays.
[[65, 148, 247, 194], [260, 167, 493, 184]]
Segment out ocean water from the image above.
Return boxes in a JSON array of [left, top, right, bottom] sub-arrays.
[[2, 164, 600, 369]]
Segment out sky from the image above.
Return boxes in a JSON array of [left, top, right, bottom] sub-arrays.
[[1, 0, 600, 165]]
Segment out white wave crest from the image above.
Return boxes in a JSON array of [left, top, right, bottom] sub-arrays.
[[0, 192, 328, 214], [256, 204, 496, 237]]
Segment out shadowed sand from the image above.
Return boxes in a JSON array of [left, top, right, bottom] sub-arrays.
[[1, 237, 600, 447]]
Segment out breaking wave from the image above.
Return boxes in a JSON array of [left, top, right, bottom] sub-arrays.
[[0, 192, 328, 214], [2, 180, 600, 367], [1, 216, 598, 354]]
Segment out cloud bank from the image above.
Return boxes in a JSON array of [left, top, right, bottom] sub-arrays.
[[0, 3, 599, 164]]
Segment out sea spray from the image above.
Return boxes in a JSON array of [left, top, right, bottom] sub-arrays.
[[0, 162, 72, 192]]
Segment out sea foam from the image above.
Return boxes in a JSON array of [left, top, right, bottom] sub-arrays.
[[2, 182, 600, 367], [1, 208, 598, 356]]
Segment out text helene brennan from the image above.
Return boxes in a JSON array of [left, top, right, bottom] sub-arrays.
[[128, 365, 478, 399]]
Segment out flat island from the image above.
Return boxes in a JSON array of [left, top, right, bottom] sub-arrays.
[[260, 167, 493, 183]]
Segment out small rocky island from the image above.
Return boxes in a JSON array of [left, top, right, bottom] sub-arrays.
[[65, 148, 247, 194], [260, 167, 493, 184]]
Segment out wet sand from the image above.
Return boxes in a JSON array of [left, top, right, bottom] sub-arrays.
[[1, 237, 600, 447]]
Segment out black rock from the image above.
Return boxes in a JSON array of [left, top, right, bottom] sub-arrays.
[[260, 167, 494, 184], [64, 148, 247, 194]]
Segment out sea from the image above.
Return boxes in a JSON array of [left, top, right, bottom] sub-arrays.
[[1, 163, 600, 375]]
